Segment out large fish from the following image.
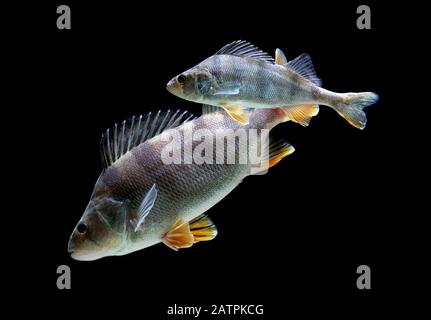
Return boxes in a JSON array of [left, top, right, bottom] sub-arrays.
[[68, 107, 293, 260], [167, 40, 379, 129]]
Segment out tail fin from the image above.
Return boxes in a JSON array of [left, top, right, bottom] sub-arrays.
[[333, 92, 379, 129]]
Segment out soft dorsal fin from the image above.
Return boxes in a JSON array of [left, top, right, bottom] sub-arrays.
[[275, 48, 288, 65], [215, 40, 274, 63], [100, 110, 194, 168], [285, 53, 322, 86]]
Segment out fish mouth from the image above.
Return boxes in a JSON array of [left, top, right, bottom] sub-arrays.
[[67, 241, 75, 254], [166, 83, 174, 94], [67, 236, 74, 252], [166, 79, 180, 96], [69, 249, 108, 261]]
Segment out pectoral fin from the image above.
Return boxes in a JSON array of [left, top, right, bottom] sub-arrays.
[[162, 218, 194, 251], [134, 184, 158, 232], [222, 105, 249, 125], [279, 104, 319, 126], [213, 81, 241, 96]]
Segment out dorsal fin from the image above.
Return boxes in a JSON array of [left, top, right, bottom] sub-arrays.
[[100, 110, 194, 168], [284, 53, 322, 86], [275, 48, 288, 65], [215, 40, 274, 63]]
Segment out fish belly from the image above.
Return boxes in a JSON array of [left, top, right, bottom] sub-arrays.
[[124, 164, 248, 254]]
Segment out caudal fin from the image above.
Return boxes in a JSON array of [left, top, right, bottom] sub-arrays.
[[333, 92, 379, 129]]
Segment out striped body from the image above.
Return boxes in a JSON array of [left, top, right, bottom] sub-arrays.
[[201, 54, 325, 108], [95, 109, 281, 256], [167, 40, 378, 129]]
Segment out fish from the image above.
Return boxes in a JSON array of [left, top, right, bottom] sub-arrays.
[[68, 107, 294, 260], [167, 40, 379, 129]]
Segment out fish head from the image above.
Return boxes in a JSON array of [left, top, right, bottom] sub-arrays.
[[167, 66, 217, 103], [68, 182, 129, 261]]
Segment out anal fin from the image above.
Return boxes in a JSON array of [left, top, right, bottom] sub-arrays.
[[258, 138, 295, 172], [279, 104, 319, 126], [189, 214, 218, 242], [222, 105, 249, 125], [268, 139, 295, 168]]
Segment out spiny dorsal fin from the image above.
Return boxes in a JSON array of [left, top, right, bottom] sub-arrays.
[[285, 53, 322, 86], [100, 110, 194, 168], [215, 40, 274, 63]]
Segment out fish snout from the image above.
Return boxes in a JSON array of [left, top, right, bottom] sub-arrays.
[[67, 233, 77, 254], [67, 233, 97, 261], [166, 78, 181, 96]]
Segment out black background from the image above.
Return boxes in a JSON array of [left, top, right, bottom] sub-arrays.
[[9, 0, 427, 318]]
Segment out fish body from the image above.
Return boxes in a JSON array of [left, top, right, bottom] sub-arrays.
[[167, 40, 379, 129], [68, 108, 291, 260], [186, 54, 316, 108]]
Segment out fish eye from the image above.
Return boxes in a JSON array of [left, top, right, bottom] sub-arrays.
[[77, 223, 88, 234], [177, 74, 186, 85]]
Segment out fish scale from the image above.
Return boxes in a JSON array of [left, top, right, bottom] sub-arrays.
[[68, 107, 291, 260], [110, 114, 254, 250], [207, 55, 310, 107], [167, 40, 378, 129]]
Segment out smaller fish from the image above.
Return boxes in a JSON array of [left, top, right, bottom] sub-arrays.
[[167, 40, 379, 129]]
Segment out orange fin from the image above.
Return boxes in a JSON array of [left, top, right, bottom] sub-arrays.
[[279, 104, 319, 126], [189, 214, 218, 243], [275, 48, 288, 65], [258, 138, 295, 172], [222, 105, 249, 125], [162, 218, 194, 251], [268, 140, 295, 168]]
